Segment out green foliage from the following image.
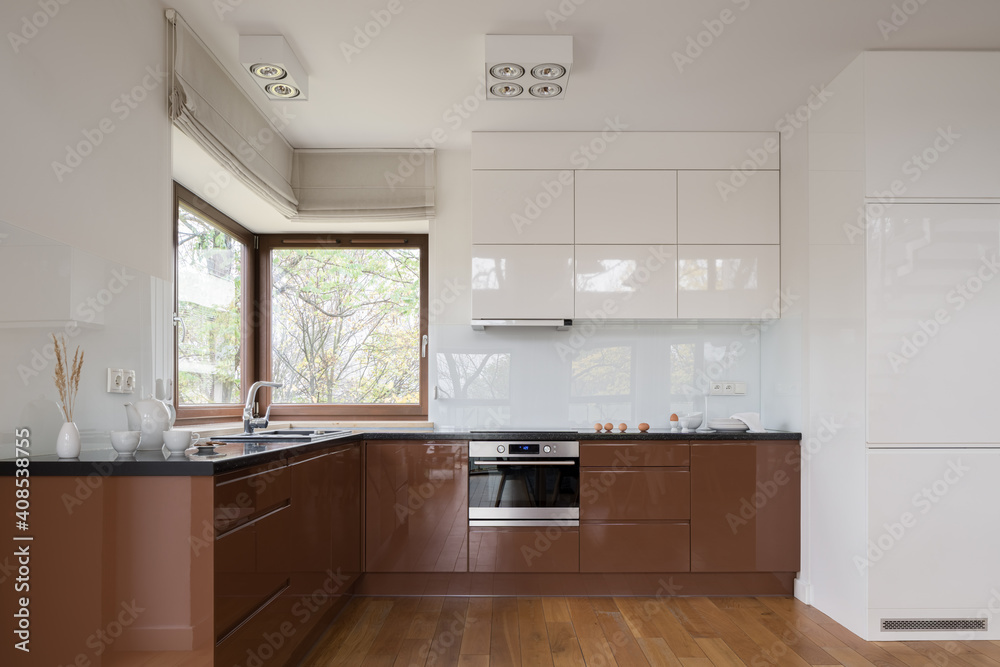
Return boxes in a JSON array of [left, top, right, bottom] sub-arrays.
[[271, 247, 420, 405]]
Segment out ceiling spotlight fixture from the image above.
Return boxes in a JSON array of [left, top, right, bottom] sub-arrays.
[[240, 35, 308, 101], [250, 63, 287, 80], [490, 83, 524, 97], [529, 83, 562, 98], [486, 35, 572, 100], [265, 82, 300, 98], [530, 64, 565, 80], [490, 63, 525, 80]]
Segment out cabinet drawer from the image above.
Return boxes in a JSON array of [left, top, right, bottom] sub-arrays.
[[215, 503, 291, 641], [215, 587, 295, 667], [581, 469, 690, 521], [214, 461, 289, 535], [581, 522, 690, 572], [581, 442, 690, 467], [470, 526, 579, 573]]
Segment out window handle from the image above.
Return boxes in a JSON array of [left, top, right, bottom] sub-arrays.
[[421, 334, 428, 358], [172, 314, 186, 342]]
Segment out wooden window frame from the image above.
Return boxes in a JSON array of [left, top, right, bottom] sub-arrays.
[[258, 234, 429, 421], [173, 183, 257, 425]]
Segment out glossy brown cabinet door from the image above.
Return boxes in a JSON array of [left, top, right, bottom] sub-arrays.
[[366, 441, 469, 572], [580, 522, 690, 572], [690, 441, 800, 573], [470, 526, 580, 572], [581, 442, 690, 467], [580, 468, 690, 520], [284, 443, 361, 641]]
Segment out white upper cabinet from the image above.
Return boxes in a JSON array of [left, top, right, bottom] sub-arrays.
[[864, 52, 1000, 199], [676, 245, 780, 319], [866, 203, 1000, 444], [471, 244, 575, 320], [574, 171, 677, 245], [575, 245, 677, 319], [472, 170, 574, 245], [677, 171, 779, 244]]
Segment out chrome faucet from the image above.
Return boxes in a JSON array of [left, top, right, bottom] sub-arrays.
[[243, 381, 283, 434]]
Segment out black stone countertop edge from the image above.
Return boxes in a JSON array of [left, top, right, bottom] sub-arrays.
[[0, 429, 801, 477]]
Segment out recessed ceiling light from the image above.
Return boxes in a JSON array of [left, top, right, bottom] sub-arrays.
[[266, 82, 300, 98], [529, 83, 562, 98], [531, 64, 565, 80], [490, 63, 524, 80], [251, 63, 287, 80], [490, 82, 524, 97]]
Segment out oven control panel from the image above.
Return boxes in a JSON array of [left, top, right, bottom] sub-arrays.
[[470, 441, 579, 458]]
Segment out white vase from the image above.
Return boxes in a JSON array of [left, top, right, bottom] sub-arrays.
[[56, 421, 81, 458]]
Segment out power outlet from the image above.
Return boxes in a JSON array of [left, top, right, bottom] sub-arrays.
[[107, 368, 124, 393], [123, 370, 136, 394], [723, 382, 735, 395], [710, 382, 725, 395]]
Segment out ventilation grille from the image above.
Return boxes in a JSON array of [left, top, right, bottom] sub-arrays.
[[881, 618, 987, 632]]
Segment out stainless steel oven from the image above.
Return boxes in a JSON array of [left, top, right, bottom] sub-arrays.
[[468, 441, 579, 526]]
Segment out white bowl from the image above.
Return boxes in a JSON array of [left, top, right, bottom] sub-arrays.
[[679, 413, 703, 430], [110, 430, 141, 454]]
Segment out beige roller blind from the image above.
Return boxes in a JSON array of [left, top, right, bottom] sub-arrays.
[[166, 10, 297, 217], [291, 149, 435, 221]]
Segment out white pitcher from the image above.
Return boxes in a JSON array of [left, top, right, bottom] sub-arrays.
[[125, 394, 174, 450]]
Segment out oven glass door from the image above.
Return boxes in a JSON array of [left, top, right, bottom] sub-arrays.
[[469, 457, 580, 520]]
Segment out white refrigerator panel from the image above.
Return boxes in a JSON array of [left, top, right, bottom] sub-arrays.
[[868, 449, 1000, 640], [867, 203, 1000, 445]]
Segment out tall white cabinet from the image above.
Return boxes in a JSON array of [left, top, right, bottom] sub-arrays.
[[470, 132, 781, 323]]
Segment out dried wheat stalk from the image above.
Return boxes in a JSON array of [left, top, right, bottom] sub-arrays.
[[52, 334, 84, 422]]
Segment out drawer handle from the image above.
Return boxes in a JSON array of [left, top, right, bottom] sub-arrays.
[[216, 577, 290, 646], [472, 460, 577, 466], [215, 499, 291, 539]]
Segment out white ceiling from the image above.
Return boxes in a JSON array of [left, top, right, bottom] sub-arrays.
[[168, 0, 1000, 149]]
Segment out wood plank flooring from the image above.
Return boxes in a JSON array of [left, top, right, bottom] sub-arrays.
[[299, 597, 1000, 667]]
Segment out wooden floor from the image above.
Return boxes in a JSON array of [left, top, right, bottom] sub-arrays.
[[299, 596, 1000, 667]]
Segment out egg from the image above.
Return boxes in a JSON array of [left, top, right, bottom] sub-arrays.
[[603, 422, 613, 432], [638, 422, 650, 432], [618, 423, 627, 432], [594, 422, 603, 432], [670, 413, 679, 421]]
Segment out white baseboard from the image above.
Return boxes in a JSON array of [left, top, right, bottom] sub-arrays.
[[794, 577, 813, 604]]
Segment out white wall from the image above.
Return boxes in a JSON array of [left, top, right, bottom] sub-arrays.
[[0, 0, 173, 455]]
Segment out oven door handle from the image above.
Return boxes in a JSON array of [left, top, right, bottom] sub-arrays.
[[471, 460, 577, 466]]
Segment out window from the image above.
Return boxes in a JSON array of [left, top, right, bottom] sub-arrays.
[[173, 184, 428, 423], [173, 184, 254, 422], [261, 236, 428, 419]]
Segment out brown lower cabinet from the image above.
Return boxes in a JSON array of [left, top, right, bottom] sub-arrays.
[[690, 441, 801, 573], [365, 441, 469, 572], [470, 525, 580, 572], [214, 441, 362, 667], [580, 522, 690, 572]]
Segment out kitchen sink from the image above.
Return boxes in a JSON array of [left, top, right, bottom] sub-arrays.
[[211, 428, 354, 443]]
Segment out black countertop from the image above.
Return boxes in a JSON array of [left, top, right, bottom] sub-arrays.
[[0, 428, 801, 477]]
